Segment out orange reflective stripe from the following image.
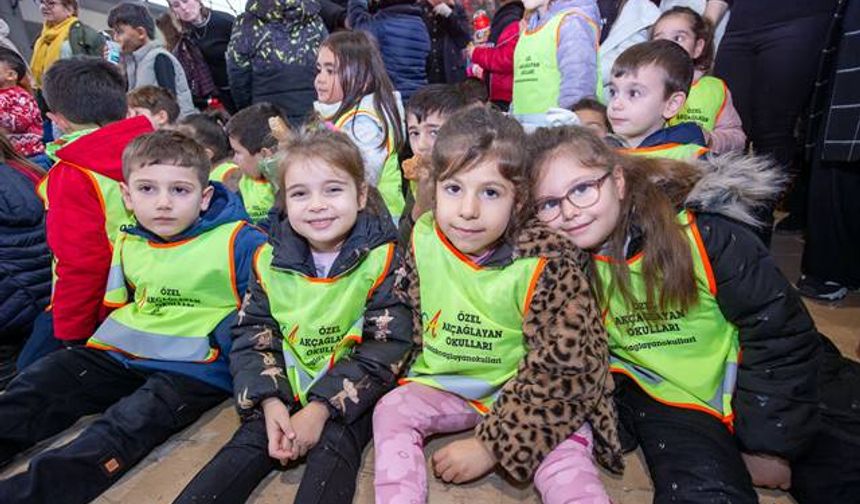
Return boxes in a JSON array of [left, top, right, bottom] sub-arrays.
[[367, 243, 395, 299], [228, 222, 245, 308], [434, 224, 483, 271], [714, 79, 729, 124], [686, 212, 717, 295]]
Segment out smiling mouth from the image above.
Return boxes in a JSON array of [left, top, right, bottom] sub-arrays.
[[563, 221, 593, 234], [307, 217, 336, 229], [451, 225, 485, 236]]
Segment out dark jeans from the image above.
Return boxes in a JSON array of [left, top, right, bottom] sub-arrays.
[[16, 311, 61, 372], [174, 406, 373, 504], [0, 347, 226, 504]]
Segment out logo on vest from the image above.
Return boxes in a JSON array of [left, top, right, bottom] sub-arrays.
[[424, 309, 442, 338], [610, 301, 698, 352], [139, 286, 202, 313]]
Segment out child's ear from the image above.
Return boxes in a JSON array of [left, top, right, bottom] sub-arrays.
[[611, 165, 626, 200], [135, 26, 149, 41], [258, 147, 274, 159], [662, 91, 687, 120], [199, 184, 215, 212], [204, 146, 215, 161], [692, 38, 706, 60], [154, 110, 170, 127], [120, 181, 134, 211], [357, 182, 368, 210]]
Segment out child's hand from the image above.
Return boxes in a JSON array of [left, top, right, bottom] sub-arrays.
[[741, 453, 792, 490], [431, 437, 497, 484], [261, 397, 295, 463], [287, 401, 331, 460]]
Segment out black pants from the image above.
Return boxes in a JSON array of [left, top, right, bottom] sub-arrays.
[[0, 347, 227, 504], [174, 406, 373, 504]]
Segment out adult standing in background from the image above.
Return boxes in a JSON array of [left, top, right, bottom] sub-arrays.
[[422, 0, 471, 85], [169, 0, 237, 112]]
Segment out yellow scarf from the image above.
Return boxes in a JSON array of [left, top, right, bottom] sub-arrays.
[[30, 16, 77, 87]]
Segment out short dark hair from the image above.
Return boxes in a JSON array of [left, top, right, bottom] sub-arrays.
[[225, 102, 288, 154], [108, 3, 156, 40], [127, 85, 180, 123], [612, 40, 694, 98], [43, 56, 128, 126], [0, 48, 27, 82], [177, 113, 231, 162], [406, 84, 474, 123], [571, 97, 607, 116], [122, 129, 210, 188]]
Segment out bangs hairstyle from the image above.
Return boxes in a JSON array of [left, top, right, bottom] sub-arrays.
[[320, 31, 404, 151], [406, 84, 473, 123], [127, 85, 180, 124], [43, 56, 127, 126], [225, 102, 288, 154], [108, 3, 156, 39], [122, 130, 211, 188], [527, 125, 703, 311], [655, 7, 715, 72], [612, 40, 694, 98], [432, 106, 528, 237], [177, 113, 231, 163]]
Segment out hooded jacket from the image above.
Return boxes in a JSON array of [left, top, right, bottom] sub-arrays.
[[230, 207, 412, 423], [43, 115, 154, 342], [227, 0, 328, 124], [100, 183, 266, 392]]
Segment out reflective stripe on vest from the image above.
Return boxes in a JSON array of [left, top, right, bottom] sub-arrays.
[[210, 161, 239, 184], [254, 241, 395, 405], [404, 213, 546, 413], [512, 9, 602, 115], [238, 175, 276, 223], [620, 143, 709, 160], [668, 76, 728, 132], [87, 221, 245, 362], [595, 210, 739, 428], [334, 108, 405, 220]]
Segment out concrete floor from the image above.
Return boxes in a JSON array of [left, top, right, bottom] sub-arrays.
[[2, 232, 857, 503]]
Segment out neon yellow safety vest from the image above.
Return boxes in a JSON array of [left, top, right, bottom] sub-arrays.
[[254, 241, 396, 405], [512, 9, 602, 115], [210, 161, 239, 185], [621, 143, 709, 161], [44, 128, 96, 162], [334, 108, 405, 220], [404, 214, 546, 413], [87, 221, 246, 362], [669, 76, 728, 132], [594, 210, 739, 428], [238, 175, 276, 223]]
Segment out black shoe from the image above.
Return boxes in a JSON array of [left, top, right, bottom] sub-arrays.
[[796, 275, 848, 301]]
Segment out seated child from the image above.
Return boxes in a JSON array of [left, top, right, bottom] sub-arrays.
[[0, 48, 46, 166], [607, 39, 709, 160], [652, 7, 746, 154], [373, 106, 623, 503], [107, 2, 196, 118], [225, 102, 287, 223], [571, 96, 610, 137], [177, 112, 240, 191], [127, 85, 180, 129], [0, 130, 265, 504], [175, 128, 411, 504]]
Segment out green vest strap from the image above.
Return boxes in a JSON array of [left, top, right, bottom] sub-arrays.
[[668, 76, 728, 132], [210, 161, 239, 184]]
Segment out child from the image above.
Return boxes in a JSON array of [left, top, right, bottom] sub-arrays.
[[225, 102, 286, 223], [466, 0, 524, 111], [511, 0, 601, 117], [107, 2, 196, 118], [529, 125, 860, 502], [571, 96, 610, 137], [177, 112, 240, 192], [373, 106, 623, 503], [652, 7, 746, 154], [607, 39, 708, 160], [0, 48, 46, 165], [0, 130, 266, 503], [175, 128, 412, 504], [127, 85, 180, 129], [20, 57, 154, 368], [313, 31, 407, 220], [347, 0, 431, 102]]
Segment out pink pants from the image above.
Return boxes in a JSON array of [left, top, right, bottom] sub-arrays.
[[373, 382, 610, 504]]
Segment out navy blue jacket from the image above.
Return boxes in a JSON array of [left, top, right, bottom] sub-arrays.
[[0, 163, 51, 343]]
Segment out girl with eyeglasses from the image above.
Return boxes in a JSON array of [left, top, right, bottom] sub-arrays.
[[529, 125, 860, 503]]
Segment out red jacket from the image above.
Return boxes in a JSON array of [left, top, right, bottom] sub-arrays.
[[471, 21, 520, 105], [45, 115, 153, 341]]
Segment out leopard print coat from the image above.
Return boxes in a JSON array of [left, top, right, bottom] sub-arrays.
[[395, 218, 624, 482]]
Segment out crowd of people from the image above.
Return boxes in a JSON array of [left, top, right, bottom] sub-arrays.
[[0, 0, 858, 503]]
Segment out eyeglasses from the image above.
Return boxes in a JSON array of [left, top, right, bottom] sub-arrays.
[[534, 172, 611, 222]]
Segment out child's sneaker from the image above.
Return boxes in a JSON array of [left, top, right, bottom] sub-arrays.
[[796, 274, 848, 301]]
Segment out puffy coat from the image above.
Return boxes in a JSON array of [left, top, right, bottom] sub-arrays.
[[471, 1, 524, 105]]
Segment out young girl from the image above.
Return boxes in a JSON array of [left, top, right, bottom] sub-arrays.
[[529, 125, 860, 502], [0, 48, 46, 167], [652, 7, 746, 154], [313, 31, 407, 221], [373, 106, 623, 503], [176, 112, 240, 191], [511, 0, 601, 120], [174, 128, 412, 504]]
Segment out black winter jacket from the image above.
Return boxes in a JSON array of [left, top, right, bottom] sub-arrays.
[[230, 208, 412, 423], [422, 2, 470, 85]]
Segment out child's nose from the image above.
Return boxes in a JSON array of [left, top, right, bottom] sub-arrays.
[[459, 194, 480, 219], [560, 198, 581, 220]]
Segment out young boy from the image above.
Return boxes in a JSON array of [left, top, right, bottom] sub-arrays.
[[571, 97, 610, 138], [0, 130, 266, 504], [606, 39, 709, 160], [127, 85, 181, 128], [225, 102, 287, 223], [107, 2, 196, 118], [18, 57, 155, 370]]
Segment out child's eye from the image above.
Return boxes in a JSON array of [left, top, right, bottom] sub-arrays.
[[537, 198, 561, 212], [442, 183, 461, 195], [172, 186, 190, 195], [325, 186, 344, 195], [570, 183, 592, 197], [629, 90, 641, 99], [429, 129, 439, 138], [482, 187, 500, 198], [136, 184, 154, 193], [607, 88, 617, 98], [288, 190, 307, 199]]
